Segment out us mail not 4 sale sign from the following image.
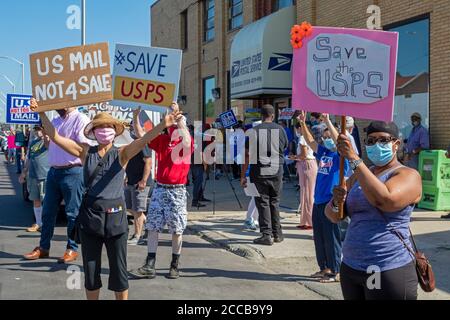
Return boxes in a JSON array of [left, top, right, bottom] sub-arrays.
[[112, 44, 183, 113], [6, 94, 40, 125]]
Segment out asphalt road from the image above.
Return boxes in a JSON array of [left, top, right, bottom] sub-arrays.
[[0, 155, 324, 300]]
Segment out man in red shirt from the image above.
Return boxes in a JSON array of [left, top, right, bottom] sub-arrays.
[[130, 103, 193, 280]]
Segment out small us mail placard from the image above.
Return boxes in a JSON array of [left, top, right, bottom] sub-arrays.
[[6, 94, 40, 124], [112, 44, 182, 113], [30, 42, 112, 112]]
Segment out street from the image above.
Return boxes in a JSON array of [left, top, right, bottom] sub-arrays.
[[0, 156, 324, 300]]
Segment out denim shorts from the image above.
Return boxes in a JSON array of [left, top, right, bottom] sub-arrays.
[[146, 184, 188, 235], [27, 178, 46, 202]]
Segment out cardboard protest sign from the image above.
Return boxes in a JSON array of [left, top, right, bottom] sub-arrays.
[[6, 94, 40, 124], [292, 27, 398, 122], [30, 42, 112, 112], [219, 110, 238, 129], [112, 44, 182, 113]]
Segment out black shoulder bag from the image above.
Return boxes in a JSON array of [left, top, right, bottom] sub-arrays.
[[71, 147, 115, 244]]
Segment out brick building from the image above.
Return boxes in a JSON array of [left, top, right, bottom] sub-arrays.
[[151, 0, 449, 148]]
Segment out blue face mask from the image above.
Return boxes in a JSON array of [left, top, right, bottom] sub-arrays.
[[366, 143, 394, 167], [323, 138, 336, 151]]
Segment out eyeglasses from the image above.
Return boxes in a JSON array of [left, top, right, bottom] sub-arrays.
[[365, 136, 396, 146]]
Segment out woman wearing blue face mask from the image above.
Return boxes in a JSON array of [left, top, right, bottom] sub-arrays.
[[325, 121, 422, 300]]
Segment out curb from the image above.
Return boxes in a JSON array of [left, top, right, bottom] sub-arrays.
[[187, 222, 266, 264]]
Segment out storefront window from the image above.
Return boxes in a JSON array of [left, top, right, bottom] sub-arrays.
[[273, 0, 295, 12], [229, 0, 243, 30], [203, 77, 216, 123], [204, 0, 215, 42], [386, 17, 430, 140]]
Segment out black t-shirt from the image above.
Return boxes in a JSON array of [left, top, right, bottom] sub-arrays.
[[247, 122, 288, 181], [126, 146, 152, 186]]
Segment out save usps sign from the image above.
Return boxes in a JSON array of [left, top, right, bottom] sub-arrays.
[[6, 94, 40, 124], [112, 44, 182, 113]]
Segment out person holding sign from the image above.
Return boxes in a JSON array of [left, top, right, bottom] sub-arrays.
[[130, 102, 193, 280], [297, 111, 350, 283], [27, 98, 182, 300], [23, 106, 91, 264], [325, 121, 421, 300]]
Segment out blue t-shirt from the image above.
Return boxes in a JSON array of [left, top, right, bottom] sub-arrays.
[[314, 145, 350, 205]]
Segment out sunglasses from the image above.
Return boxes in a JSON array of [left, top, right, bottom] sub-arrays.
[[365, 136, 396, 146]]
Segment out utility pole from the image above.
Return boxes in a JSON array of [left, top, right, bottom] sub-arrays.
[[82, 0, 86, 45]]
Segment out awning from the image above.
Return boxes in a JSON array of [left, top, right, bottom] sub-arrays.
[[230, 6, 295, 99]]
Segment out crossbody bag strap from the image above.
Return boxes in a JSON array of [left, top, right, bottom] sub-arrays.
[[85, 146, 116, 192]]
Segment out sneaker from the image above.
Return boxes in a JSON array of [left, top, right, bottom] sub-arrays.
[[128, 235, 139, 246], [167, 264, 180, 279], [129, 258, 156, 279], [200, 197, 212, 202], [137, 238, 147, 246], [243, 220, 257, 231], [274, 235, 284, 243], [26, 224, 41, 233], [253, 235, 273, 246]]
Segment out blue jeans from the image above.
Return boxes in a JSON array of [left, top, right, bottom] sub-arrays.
[[312, 202, 342, 274], [16, 151, 22, 173], [40, 167, 83, 251], [191, 164, 204, 203]]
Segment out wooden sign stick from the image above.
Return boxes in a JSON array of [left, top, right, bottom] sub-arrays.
[[339, 115, 347, 219]]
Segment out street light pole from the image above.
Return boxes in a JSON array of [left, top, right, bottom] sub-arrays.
[[0, 56, 24, 93], [81, 0, 86, 45], [1, 75, 16, 92]]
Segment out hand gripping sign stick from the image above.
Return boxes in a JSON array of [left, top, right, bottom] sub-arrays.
[[338, 116, 346, 219]]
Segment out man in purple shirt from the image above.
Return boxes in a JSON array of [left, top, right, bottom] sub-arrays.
[[405, 112, 430, 170], [24, 106, 91, 264]]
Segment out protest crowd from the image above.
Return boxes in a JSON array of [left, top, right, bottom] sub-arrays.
[[1, 15, 448, 302]]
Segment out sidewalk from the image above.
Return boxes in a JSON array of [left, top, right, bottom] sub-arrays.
[[186, 174, 450, 300]]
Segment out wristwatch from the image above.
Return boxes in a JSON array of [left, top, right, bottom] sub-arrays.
[[349, 158, 363, 171]]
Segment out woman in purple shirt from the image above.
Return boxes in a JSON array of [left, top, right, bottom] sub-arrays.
[[325, 121, 422, 300]]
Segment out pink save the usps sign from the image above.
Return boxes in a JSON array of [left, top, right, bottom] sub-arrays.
[[292, 27, 399, 122]]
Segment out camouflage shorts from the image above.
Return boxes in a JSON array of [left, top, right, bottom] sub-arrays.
[[146, 184, 188, 235]]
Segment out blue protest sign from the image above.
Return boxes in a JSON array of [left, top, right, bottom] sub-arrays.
[[219, 110, 238, 129], [6, 94, 40, 125]]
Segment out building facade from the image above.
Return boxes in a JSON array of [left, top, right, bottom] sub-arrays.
[[151, 0, 296, 124], [151, 0, 449, 148]]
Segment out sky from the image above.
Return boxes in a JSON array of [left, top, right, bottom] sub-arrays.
[[0, 0, 156, 106]]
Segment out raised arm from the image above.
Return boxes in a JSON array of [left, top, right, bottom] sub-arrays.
[[132, 107, 146, 139], [297, 111, 318, 153], [31, 99, 88, 160], [322, 113, 339, 144], [119, 111, 181, 167]]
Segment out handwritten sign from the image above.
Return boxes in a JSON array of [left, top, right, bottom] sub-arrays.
[[6, 94, 40, 124], [112, 44, 182, 113], [293, 27, 398, 121], [30, 42, 112, 112], [219, 110, 238, 129]]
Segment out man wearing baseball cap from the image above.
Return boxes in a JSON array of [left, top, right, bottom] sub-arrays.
[[405, 112, 430, 170]]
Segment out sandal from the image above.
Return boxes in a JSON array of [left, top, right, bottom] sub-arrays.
[[319, 273, 340, 283], [310, 270, 332, 279]]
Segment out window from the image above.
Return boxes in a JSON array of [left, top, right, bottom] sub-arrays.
[[385, 16, 430, 140], [180, 10, 188, 50], [203, 77, 216, 123], [229, 0, 243, 31], [273, 0, 295, 12], [204, 0, 215, 42]]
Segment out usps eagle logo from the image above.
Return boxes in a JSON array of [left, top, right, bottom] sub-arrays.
[[268, 53, 293, 71]]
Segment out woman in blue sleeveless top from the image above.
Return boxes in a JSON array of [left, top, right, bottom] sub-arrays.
[[33, 98, 182, 300], [325, 121, 422, 300]]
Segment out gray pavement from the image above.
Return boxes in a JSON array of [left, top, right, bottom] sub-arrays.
[[0, 157, 323, 300]]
